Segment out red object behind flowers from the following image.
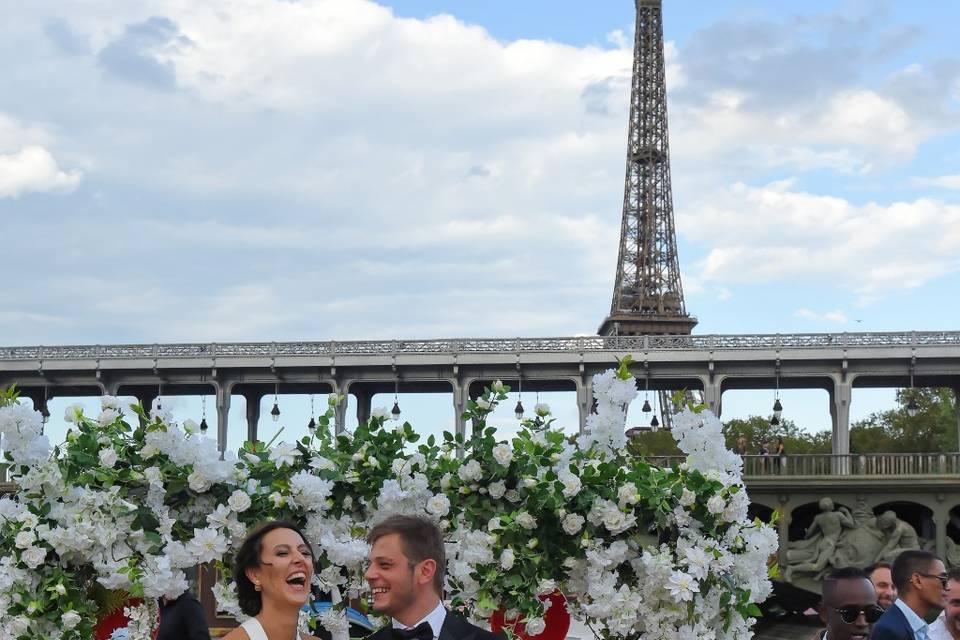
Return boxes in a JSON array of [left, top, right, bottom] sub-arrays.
[[93, 598, 159, 640], [490, 592, 570, 640]]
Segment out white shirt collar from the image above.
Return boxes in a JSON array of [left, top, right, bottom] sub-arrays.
[[927, 612, 954, 640], [894, 598, 929, 637], [392, 600, 446, 639]]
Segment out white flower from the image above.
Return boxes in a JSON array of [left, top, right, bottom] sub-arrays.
[[561, 513, 584, 535], [504, 489, 521, 503], [558, 472, 582, 498], [227, 490, 252, 513], [515, 512, 537, 530], [188, 469, 212, 492], [98, 407, 120, 426], [492, 443, 513, 466], [476, 397, 492, 411], [536, 579, 556, 596], [458, 459, 482, 482], [426, 494, 451, 517], [99, 447, 119, 469], [500, 548, 515, 570], [525, 617, 546, 636], [187, 527, 229, 564], [707, 494, 726, 515], [488, 480, 506, 500], [64, 403, 85, 423], [488, 517, 503, 531], [21, 545, 47, 569], [62, 610, 82, 630], [492, 380, 505, 393], [269, 441, 300, 467], [14, 529, 35, 549], [679, 488, 696, 507], [371, 407, 390, 420], [534, 403, 551, 417], [667, 570, 699, 602]]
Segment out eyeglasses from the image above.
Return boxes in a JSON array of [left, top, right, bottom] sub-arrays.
[[916, 572, 949, 588], [833, 605, 885, 624]]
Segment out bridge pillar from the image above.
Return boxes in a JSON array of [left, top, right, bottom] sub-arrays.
[[244, 393, 262, 444], [216, 386, 231, 455], [453, 381, 467, 443], [954, 389, 960, 453], [777, 498, 791, 573], [703, 380, 722, 417], [934, 507, 949, 561], [830, 380, 852, 474], [577, 377, 593, 434], [354, 389, 373, 427]]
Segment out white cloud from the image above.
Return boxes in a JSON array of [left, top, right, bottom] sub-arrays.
[[794, 308, 849, 324], [0, 146, 81, 198], [912, 174, 960, 190], [684, 180, 960, 296], [0, 113, 81, 198]]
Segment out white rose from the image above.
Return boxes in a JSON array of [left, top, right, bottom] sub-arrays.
[[534, 403, 550, 417], [475, 397, 492, 411], [54, 583, 67, 596], [492, 380, 505, 393], [15, 530, 35, 549], [440, 473, 452, 490], [504, 490, 521, 503], [521, 478, 537, 489], [500, 548, 515, 570], [228, 490, 252, 513], [536, 579, 556, 596], [492, 444, 513, 467], [488, 480, 506, 500], [97, 407, 120, 426], [561, 513, 584, 535], [98, 447, 119, 469], [21, 545, 47, 569], [144, 466, 163, 485], [525, 617, 547, 636], [426, 494, 451, 517], [679, 488, 696, 507], [62, 610, 81, 630], [618, 483, 639, 506], [64, 403, 84, 423], [188, 470, 212, 493], [559, 473, 581, 498], [371, 407, 390, 420], [515, 512, 537, 530], [707, 494, 726, 515], [488, 517, 503, 531]]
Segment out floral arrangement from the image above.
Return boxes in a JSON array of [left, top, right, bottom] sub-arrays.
[[0, 358, 777, 640]]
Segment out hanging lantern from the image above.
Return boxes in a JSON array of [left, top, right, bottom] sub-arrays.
[[514, 400, 524, 420], [391, 401, 401, 421], [772, 398, 783, 419]]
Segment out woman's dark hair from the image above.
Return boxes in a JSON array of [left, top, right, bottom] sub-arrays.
[[234, 520, 316, 616]]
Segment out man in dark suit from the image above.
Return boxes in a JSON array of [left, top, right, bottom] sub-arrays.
[[809, 567, 882, 640], [157, 591, 212, 640], [364, 515, 502, 640], [872, 550, 948, 640]]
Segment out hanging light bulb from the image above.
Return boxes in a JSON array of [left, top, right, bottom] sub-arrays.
[[391, 377, 401, 421], [40, 386, 50, 424], [308, 394, 316, 431], [391, 401, 401, 421], [156, 382, 163, 411], [641, 399, 652, 413], [772, 398, 783, 419], [769, 414, 781, 427], [515, 374, 524, 420], [271, 383, 281, 422], [650, 415, 660, 431], [906, 397, 919, 418], [642, 372, 652, 413], [200, 393, 208, 433]]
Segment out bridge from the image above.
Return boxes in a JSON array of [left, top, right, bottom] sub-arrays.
[[2, 330, 959, 455]]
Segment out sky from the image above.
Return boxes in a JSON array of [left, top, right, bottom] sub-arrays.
[[2, 0, 959, 448]]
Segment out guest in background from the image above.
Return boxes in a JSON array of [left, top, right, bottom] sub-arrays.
[[736, 437, 748, 456], [928, 568, 960, 640], [775, 438, 786, 473], [865, 562, 897, 609], [157, 591, 211, 640], [871, 550, 948, 640], [758, 440, 771, 473], [809, 567, 881, 640]]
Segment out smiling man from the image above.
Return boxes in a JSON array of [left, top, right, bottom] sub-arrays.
[[928, 568, 960, 640], [365, 515, 502, 640], [813, 567, 881, 640], [872, 550, 948, 640]]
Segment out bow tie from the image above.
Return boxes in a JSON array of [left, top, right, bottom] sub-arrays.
[[393, 621, 434, 640]]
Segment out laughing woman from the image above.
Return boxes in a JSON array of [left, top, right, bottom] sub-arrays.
[[223, 521, 322, 640]]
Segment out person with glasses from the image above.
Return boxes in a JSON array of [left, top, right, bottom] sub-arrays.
[[872, 550, 948, 640], [811, 567, 882, 640], [927, 568, 960, 640]]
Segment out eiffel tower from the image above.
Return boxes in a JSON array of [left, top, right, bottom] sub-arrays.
[[599, 0, 697, 428], [599, 0, 696, 339]]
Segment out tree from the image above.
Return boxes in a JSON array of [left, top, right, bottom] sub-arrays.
[[721, 416, 831, 455], [851, 388, 959, 453]]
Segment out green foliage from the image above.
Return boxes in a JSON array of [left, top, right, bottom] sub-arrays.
[[0, 384, 19, 409], [722, 415, 831, 455], [851, 387, 959, 453]]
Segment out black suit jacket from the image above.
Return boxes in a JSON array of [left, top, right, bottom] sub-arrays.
[[870, 603, 914, 640], [368, 611, 502, 640], [157, 593, 212, 640]]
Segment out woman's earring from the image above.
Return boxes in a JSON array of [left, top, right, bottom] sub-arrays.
[[254, 581, 262, 592]]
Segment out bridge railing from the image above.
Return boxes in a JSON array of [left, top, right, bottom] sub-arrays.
[[2, 330, 960, 361], [644, 453, 960, 476]]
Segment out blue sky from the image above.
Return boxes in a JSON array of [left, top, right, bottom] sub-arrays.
[[3, 0, 959, 446]]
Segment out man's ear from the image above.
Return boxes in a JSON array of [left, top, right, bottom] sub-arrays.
[[417, 559, 437, 587]]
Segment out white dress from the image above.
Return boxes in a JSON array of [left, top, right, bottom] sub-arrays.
[[240, 618, 301, 640]]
